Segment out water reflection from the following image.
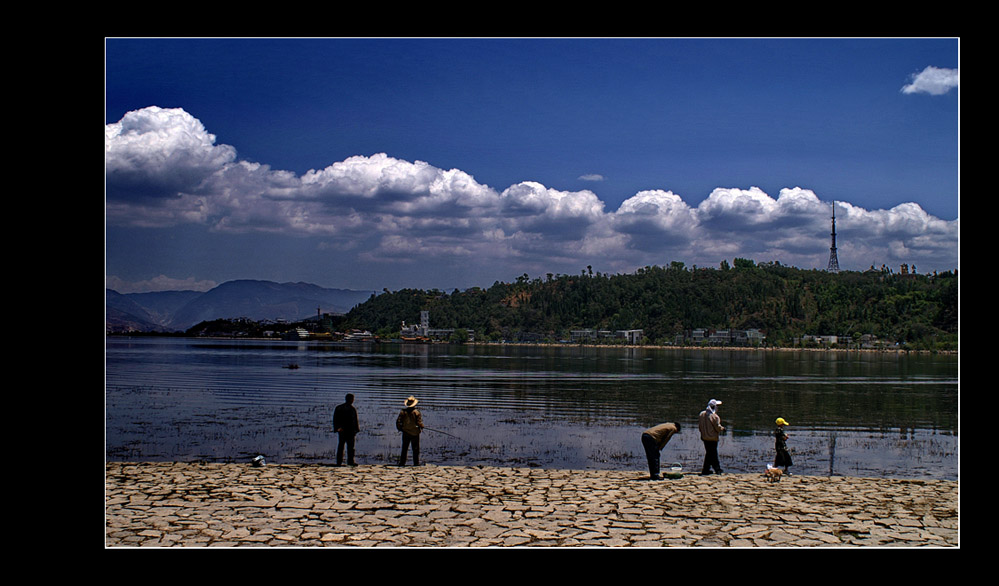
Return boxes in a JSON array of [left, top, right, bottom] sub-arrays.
[[105, 337, 958, 480]]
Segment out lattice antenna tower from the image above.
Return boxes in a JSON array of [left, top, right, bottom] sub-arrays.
[[827, 201, 840, 273]]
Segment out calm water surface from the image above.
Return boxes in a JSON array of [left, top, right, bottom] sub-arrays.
[[105, 337, 959, 480]]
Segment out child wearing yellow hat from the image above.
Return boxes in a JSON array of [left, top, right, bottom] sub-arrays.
[[774, 417, 793, 475]]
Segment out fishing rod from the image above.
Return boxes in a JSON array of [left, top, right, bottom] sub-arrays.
[[423, 427, 469, 442]]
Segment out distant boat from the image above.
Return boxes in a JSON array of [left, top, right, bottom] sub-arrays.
[[283, 363, 300, 369], [282, 327, 311, 341], [343, 329, 376, 342]]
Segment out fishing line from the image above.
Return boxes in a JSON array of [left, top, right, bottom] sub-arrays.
[[423, 427, 471, 443]]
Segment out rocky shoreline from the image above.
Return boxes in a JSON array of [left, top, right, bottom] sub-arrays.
[[105, 461, 958, 547]]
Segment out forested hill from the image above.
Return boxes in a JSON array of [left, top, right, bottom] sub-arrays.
[[340, 261, 958, 350]]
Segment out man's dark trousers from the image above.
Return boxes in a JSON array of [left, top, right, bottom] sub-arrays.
[[701, 440, 722, 474], [641, 432, 661, 479], [337, 432, 356, 466], [400, 432, 420, 466]]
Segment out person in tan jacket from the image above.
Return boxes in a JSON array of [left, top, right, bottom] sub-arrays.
[[396, 396, 424, 466], [641, 422, 680, 480], [698, 399, 725, 475]]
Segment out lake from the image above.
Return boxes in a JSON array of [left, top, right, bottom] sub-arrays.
[[105, 337, 959, 480]]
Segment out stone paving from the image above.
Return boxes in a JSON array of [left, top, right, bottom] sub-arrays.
[[105, 462, 959, 547]]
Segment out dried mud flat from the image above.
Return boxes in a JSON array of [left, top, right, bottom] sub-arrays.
[[105, 461, 958, 547]]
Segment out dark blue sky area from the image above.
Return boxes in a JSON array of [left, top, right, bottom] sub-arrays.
[[107, 38, 957, 216]]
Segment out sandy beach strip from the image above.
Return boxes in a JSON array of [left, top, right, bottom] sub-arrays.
[[105, 461, 958, 547]]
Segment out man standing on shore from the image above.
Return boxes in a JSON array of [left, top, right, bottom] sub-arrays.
[[641, 422, 680, 480], [396, 396, 424, 466], [698, 399, 725, 475], [332, 393, 360, 466]]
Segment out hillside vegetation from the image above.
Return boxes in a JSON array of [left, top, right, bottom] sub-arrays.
[[340, 260, 958, 350]]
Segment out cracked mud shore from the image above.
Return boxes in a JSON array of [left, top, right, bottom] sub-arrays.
[[105, 461, 958, 547]]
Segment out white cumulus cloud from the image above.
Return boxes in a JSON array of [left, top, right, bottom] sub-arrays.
[[901, 66, 959, 95], [105, 106, 237, 200], [614, 189, 699, 248], [106, 106, 959, 277]]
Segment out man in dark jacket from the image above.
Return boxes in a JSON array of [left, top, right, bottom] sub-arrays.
[[332, 393, 360, 466]]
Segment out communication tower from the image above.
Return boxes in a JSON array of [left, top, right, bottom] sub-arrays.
[[827, 201, 840, 273]]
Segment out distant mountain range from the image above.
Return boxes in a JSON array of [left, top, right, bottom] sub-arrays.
[[106, 279, 376, 333]]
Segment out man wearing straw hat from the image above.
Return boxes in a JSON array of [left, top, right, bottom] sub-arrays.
[[396, 396, 424, 466]]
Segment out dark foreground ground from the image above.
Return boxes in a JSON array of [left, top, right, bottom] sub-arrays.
[[105, 461, 958, 547]]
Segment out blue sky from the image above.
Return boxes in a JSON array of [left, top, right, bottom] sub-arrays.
[[106, 38, 959, 294]]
